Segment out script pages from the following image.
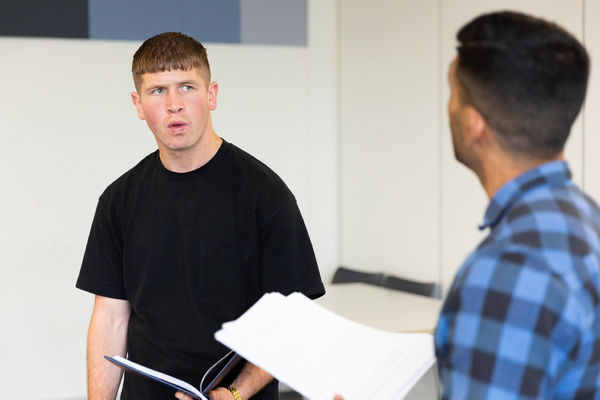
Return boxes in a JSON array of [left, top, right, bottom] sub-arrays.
[[215, 292, 435, 400]]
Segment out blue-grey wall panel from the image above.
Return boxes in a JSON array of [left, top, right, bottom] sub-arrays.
[[89, 0, 179, 41], [0, 0, 88, 38], [180, 1, 240, 43], [241, 0, 306, 46], [89, 0, 240, 43]]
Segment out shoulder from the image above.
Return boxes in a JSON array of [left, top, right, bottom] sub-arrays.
[[227, 143, 289, 184], [98, 151, 157, 208], [504, 181, 600, 228], [225, 142, 295, 202], [489, 184, 600, 289]]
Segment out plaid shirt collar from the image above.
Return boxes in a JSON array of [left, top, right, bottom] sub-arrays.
[[479, 160, 572, 230]]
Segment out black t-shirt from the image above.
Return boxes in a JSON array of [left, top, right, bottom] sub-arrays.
[[76, 140, 325, 399]]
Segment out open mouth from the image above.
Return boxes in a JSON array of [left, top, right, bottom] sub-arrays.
[[168, 121, 187, 132]]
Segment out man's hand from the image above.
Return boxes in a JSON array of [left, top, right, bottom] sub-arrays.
[[174, 391, 193, 400], [208, 387, 236, 400], [174, 387, 233, 400], [175, 360, 271, 400]]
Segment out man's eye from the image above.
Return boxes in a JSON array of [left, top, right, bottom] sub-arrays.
[[151, 88, 164, 94], [182, 85, 193, 91]]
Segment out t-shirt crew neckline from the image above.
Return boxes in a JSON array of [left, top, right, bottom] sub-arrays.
[[154, 139, 230, 182]]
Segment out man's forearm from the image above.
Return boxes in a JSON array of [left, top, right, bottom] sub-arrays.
[[228, 362, 273, 399], [177, 361, 274, 400], [87, 297, 130, 400]]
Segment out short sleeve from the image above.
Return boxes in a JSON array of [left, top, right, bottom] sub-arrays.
[[435, 248, 582, 399], [76, 201, 127, 299], [258, 198, 325, 299]]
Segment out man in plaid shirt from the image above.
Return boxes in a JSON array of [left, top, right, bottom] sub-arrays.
[[435, 11, 600, 399]]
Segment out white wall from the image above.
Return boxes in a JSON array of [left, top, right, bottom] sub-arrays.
[[306, 0, 338, 282], [340, 0, 591, 295], [0, 1, 338, 397], [339, 0, 441, 284], [0, 37, 151, 400]]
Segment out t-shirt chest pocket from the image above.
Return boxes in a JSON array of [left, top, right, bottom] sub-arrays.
[[193, 243, 250, 303]]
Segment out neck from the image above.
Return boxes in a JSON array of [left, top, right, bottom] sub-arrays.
[[477, 150, 563, 199], [159, 132, 223, 173]]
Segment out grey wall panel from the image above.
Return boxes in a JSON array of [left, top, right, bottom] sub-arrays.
[[241, 0, 306, 46]]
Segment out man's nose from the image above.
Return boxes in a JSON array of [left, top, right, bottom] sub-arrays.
[[167, 93, 184, 113]]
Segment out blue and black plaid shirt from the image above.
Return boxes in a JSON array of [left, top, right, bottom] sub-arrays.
[[435, 161, 600, 399]]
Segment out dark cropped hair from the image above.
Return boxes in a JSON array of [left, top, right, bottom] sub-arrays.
[[456, 11, 589, 159], [132, 32, 211, 91]]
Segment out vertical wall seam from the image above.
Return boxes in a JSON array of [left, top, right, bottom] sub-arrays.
[[305, 3, 311, 226], [438, 0, 445, 297], [336, 0, 343, 269]]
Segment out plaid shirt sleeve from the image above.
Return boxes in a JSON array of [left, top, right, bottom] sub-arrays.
[[435, 245, 585, 399]]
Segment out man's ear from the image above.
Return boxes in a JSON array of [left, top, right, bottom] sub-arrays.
[[208, 82, 218, 111], [131, 92, 146, 120], [463, 105, 488, 147]]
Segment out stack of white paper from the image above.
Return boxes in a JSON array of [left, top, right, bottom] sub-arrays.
[[214, 292, 436, 400]]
